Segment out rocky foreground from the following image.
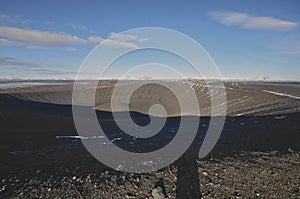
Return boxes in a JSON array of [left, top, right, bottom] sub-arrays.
[[1, 149, 299, 198]]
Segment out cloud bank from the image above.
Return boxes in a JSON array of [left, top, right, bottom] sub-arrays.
[[0, 26, 141, 49], [208, 11, 298, 31], [0, 26, 86, 47]]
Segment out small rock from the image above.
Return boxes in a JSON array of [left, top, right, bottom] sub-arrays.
[[234, 191, 241, 196], [72, 176, 76, 180], [125, 194, 135, 199], [152, 186, 165, 199], [76, 178, 81, 182], [202, 171, 208, 176], [1, 185, 6, 191]]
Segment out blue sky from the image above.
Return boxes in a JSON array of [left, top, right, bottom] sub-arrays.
[[0, 0, 299, 80]]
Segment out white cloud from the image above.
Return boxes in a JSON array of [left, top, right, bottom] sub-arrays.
[[208, 11, 298, 31], [102, 39, 138, 48], [64, 46, 77, 51], [26, 45, 49, 50], [103, 32, 148, 48], [88, 36, 104, 43], [0, 26, 87, 46], [90, 33, 148, 48], [88, 35, 138, 48], [0, 37, 49, 50], [0, 26, 139, 50], [110, 32, 148, 42], [0, 38, 23, 46]]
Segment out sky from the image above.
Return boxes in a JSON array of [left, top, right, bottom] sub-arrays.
[[0, 0, 299, 80]]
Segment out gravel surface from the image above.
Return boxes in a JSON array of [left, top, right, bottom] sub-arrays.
[[1, 150, 299, 198]]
